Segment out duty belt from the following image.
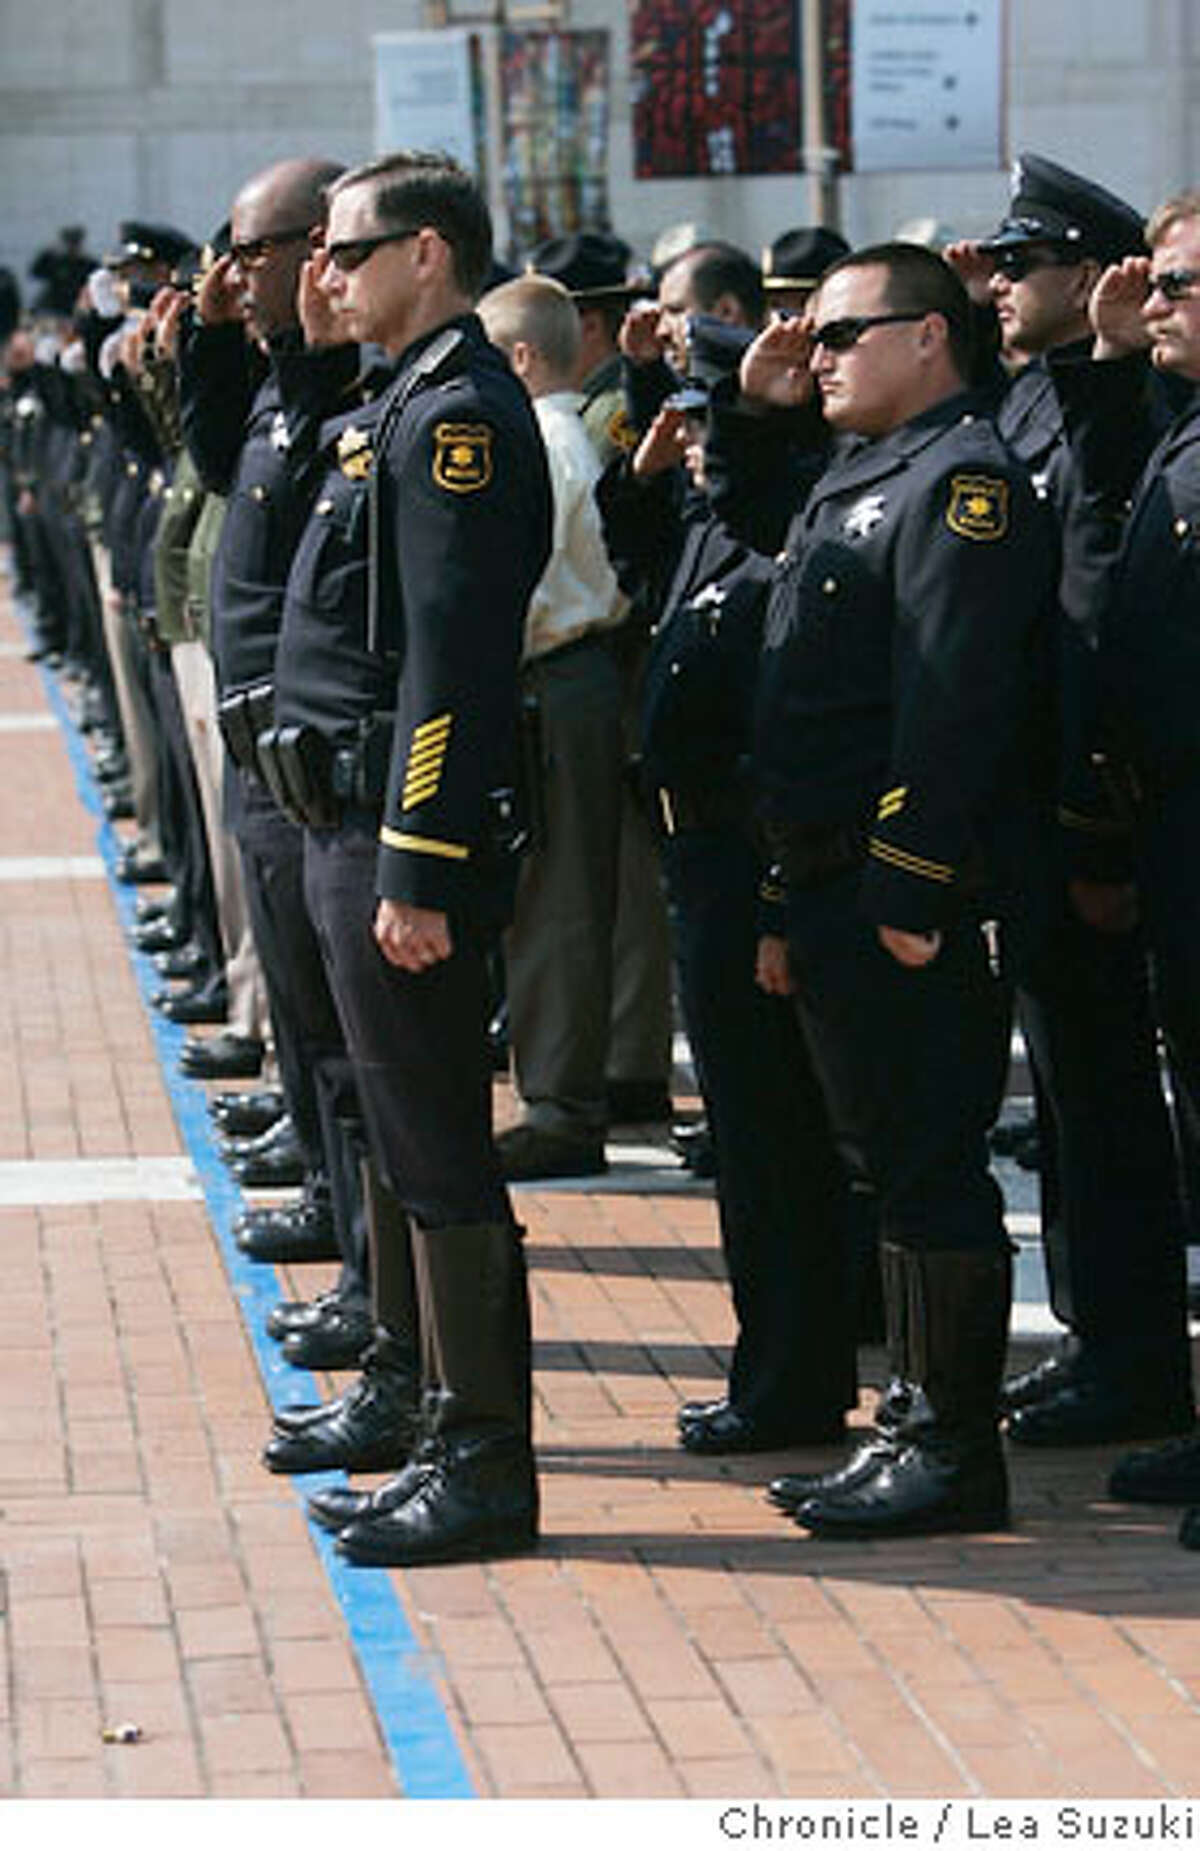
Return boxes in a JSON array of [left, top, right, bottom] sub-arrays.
[[255, 713, 395, 830]]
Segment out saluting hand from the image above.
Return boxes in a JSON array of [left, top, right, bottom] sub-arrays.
[[196, 252, 242, 327], [374, 898, 453, 972], [299, 249, 346, 348], [739, 314, 815, 409], [1090, 257, 1154, 360], [618, 299, 666, 365], [943, 240, 996, 306], [632, 405, 688, 481]]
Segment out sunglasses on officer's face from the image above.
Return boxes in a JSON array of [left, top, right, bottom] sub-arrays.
[[323, 229, 421, 274], [1147, 268, 1200, 302], [228, 227, 313, 268], [809, 311, 927, 352], [990, 245, 1080, 283]]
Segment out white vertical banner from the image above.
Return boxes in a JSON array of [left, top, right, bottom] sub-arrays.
[[373, 31, 477, 168], [850, 0, 1004, 172]]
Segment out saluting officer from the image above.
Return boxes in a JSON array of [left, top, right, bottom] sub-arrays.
[[746, 243, 1056, 1538], [260, 152, 552, 1567], [946, 155, 1193, 1447]]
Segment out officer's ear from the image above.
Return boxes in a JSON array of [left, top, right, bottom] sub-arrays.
[[1068, 258, 1102, 312], [916, 310, 947, 357]]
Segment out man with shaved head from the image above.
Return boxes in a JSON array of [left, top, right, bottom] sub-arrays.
[[175, 156, 384, 1372]]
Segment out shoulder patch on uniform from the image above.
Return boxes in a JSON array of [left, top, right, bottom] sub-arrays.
[[337, 425, 373, 479], [946, 474, 1009, 542], [607, 408, 638, 453], [432, 421, 493, 494]]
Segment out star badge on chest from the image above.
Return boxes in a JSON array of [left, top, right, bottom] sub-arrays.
[[270, 411, 292, 452], [843, 493, 886, 538]]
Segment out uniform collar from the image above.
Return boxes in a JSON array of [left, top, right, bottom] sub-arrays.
[[813, 389, 986, 500]]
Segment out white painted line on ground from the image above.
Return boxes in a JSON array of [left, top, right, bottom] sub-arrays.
[[0, 855, 106, 879], [0, 713, 57, 731], [0, 1156, 201, 1204]]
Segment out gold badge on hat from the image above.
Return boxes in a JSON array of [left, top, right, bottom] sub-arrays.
[[432, 422, 493, 494], [337, 425, 373, 480], [946, 474, 1009, 542]]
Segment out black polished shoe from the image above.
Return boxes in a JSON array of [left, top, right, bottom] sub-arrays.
[[1006, 1380, 1194, 1448], [235, 1201, 339, 1264], [266, 1287, 346, 1340], [307, 1452, 436, 1534], [229, 1139, 307, 1191], [179, 1033, 264, 1080], [496, 1122, 606, 1181], [282, 1299, 375, 1370], [209, 1088, 285, 1138], [768, 1434, 901, 1513], [219, 1112, 298, 1162], [795, 1437, 1010, 1539], [117, 848, 168, 885], [134, 917, 187, 955], [262, 1350, 419, 1475], [135, 892, 175, 926], [670, 1117, 716, 1178], [156, 980, 229, 1025], [1108, 1431, 1200, 1505], [103, 784, 134, 821], [335, 1431, 538, 1566], [1000, 1350, 1080, 1415], [154, 943, 209, 982], [677, 1398, 844, 1455], [1180, 1506, 1200, 1549]]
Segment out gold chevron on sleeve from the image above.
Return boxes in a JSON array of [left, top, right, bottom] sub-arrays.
[[867, 837, 955, 884], [379, 827, 470, 861], [876, 785, 908, 821], [401, 712, 453, 812]]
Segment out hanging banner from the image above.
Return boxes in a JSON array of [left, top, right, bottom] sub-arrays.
[[850, 0, 1004, 172], [630, 0, 802, 179], [500, 31, 611, 255], [373, 31, 481, 170]]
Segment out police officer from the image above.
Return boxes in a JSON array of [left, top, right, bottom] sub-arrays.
[[744, 243, 1055, 1538], [1046, 189, 1200, 1539], [944, 154, 1194, 1447], [259, 152, 552, 1566]]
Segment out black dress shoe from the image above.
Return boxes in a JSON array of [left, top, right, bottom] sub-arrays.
[[1180, 1506, 1200, 1549], [267, 1287, 352, 1340], [334, 1432, 537, 1566], [282, 1300, 376, 1369], [677, 1398, 844, 1455], [1000, 1350, 1080, 1415], [1108, 1431, 1200, 1505], [156, 981, 229, 1025], [229, 1139, 307, 1191], [794, 1438, 1010, 1539], [670, 1117, 717, 1178], [235, 1201, 339, 1264], [155, 944, 209, 981], [307, 1454, 435, 1533], [1006, 1380, 1194, 1448], [134, 918, 187, 955], [262, 1351, 419, 1475], [179, 1033, 264, 1080], [220, 1113, 297, 1162], [768, 1434, 901, 1513], [135, 892, 175, 925], [117, 849, 168, 885], [103, 785, 134, 820], [209, 1088, 285, 1138], [496, 1123, 607, 1180]]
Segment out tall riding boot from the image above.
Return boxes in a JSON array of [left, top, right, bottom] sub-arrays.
[[335, 1221, 537, 1565], [794, 1243, 1012, 1538], [769, 1240, 928, 1513]]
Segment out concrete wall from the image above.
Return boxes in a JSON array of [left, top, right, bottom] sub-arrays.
[[2, 0, 1198, 296]]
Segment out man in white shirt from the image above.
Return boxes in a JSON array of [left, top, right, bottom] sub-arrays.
[[479, 275, 629, 1177]]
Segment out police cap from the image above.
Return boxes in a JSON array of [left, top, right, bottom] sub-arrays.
[[105, 220, 197, 271], [527, 230, 634, 301], [762, 225, 849, 290], [980, 153, 1145, 266]]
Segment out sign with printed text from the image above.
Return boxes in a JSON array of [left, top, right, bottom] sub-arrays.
[[850, 1, 1004, 172], [373, 31, 480, 170]]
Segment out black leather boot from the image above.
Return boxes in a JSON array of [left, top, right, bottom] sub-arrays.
[[768, 1243, 921, 1514], [794, 1243, 1012, 1539], [334, 1222, 537, 1566], [262, 1330, 420, 1474]]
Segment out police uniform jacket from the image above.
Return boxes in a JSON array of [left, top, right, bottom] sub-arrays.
[[273, 311, 552, 919], [752, 391, 1055, 934], [179, 317, 362, 694]]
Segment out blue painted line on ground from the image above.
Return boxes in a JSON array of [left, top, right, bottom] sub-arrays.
[[38, 659, 476, 1800]]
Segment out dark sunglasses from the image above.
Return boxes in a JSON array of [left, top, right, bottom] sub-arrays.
[[229, 227, 313, 267], [991, 245, 1078, 283], [324, 229, 420, 274], [1148, 268, 1200, 302], [810, 311, 926, 352]]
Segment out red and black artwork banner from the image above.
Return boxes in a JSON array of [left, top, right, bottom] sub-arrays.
[[631, 0, 802, 178]]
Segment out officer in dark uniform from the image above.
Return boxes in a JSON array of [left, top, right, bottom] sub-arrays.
[[743, 242, 1056, 1538], [175, 160, 381, 1361], [1044, 189, 1200, 1539], [761, 226, 850, 316], [943, 155, 1194, 1446], [257, 152, 552, 1566]]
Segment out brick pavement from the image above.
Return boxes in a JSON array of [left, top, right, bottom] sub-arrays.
[[0, 571, 1198, 1804]]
